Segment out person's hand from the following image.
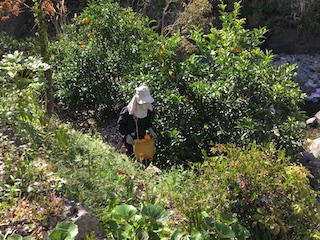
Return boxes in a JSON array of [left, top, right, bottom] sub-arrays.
[[148, 127, 157, 139], [126, 134, 134, 145]]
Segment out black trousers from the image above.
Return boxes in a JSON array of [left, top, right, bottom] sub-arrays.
[[125, 142, 134, 156]]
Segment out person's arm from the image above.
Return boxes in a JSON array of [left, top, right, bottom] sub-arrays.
[[147, 110, 157, 138], [118, 108, 135, 145], [118, 107, 130, 137]]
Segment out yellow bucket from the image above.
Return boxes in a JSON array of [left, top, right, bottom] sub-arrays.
[[133, 137, 155, 160]]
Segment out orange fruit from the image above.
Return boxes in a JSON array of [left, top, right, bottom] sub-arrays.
[[144, 134, 151, 140], [231, 46, 239, 53], [82, 17, 90, 25], [157, 50, 163, 61], [169, 70, 176, 79], [87, 33, 94, 39]]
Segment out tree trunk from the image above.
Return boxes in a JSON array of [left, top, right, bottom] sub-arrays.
[[34, 0, 54, 118]]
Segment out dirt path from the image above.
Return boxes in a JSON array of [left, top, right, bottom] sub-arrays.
[[96, 119, 126, 154]]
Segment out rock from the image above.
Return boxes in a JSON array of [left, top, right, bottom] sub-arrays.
[[310, 65, 320, 72], [308, 92, 320, 102], [296, 151, 320, 191], [309, 137, 320, 158], [70, 204, 105, 240], [63, 200, 77, 219], [306, 117, 317, 128], [297, 151, 318, 165], [315, 111, 320, 124]]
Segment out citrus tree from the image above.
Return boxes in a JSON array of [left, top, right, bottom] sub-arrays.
[[52, 0, 166, 119], [125, 1, 306, 166]]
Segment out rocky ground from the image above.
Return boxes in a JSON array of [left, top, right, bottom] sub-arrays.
[[271, 53, 320, 113]]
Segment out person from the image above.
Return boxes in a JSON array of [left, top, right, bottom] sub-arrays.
[[117, 85, 157, 156]]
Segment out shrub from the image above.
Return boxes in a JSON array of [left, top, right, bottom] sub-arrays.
[[0, 51, 69, 238], [172, 143, 320, 239], [99, 203, 170, 239], [51, 0, 163, 119], [0, 32, 40, 57], [126, 1, 306, 165], [0, 51, 49, 147]]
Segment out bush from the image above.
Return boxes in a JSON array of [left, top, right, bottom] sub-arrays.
[[51, 0, 163, 119], [171, 143, 320, 239], [0, 32, 40, 58], [126, 1, 306, 165], [0, 51, 49, 147]]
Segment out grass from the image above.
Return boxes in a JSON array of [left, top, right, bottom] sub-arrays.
[[1, 116, 319, 239]]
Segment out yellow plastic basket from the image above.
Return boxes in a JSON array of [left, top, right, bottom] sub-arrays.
[[133, 137, 155, 160]]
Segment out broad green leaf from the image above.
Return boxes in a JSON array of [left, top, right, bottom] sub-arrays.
[[7, 235, 23, 240], [48, 230, 71, 240], [171, 226, 188, 240], [190, 231, 205, 240], [141, 204, 168, 222], [55, 222, 78, 238], [219, 212, 237, 225], [215, 222, 235, 239], [148, 231, 160, 240], [114, 204, 138, 220], [232, 224, 250, 240], [136, 229, 149, 240]]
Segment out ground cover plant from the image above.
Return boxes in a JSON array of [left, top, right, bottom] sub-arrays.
[[165, 143, 320, 239]]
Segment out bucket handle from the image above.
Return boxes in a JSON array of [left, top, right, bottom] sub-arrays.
[[133, 115, 139, 142]]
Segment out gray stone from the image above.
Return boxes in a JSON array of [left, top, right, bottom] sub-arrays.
[[310, 65, 320, 72], [297, 151, 318, 165], [309, 137, 320, 158], [306, 117, 317, 128], [315, 111, 320, 124], [70, 204, 105, 240]]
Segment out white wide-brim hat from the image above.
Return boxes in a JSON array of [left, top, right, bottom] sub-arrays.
[[135, 85, 154, 104]]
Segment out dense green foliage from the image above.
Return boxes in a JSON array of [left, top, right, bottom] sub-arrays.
[[51, 0, 164, 119], [176, 143, 320, 239], [53, 0, 306, 165], [125, 2, 306, 165]]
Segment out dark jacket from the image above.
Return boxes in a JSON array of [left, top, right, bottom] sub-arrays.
[[117, 107, 154, 140]]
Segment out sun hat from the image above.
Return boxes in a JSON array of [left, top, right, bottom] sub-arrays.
[[135, 85, 154, 104]]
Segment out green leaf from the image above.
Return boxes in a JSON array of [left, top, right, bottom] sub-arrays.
[[171, 226, 188, 240], [219, 212, 238, 225], [141, 204, 168, 222], [148, 232, 160, 240], [7, 234, 23, 240], [215, 222, 236, 239], [232, 224, 250, 240], [55, 222, 78, 238], [114, 204, 138, 220], [48, 230, 71, 240], [190, 231, 206, 240], [136, 229, 149, 240]]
